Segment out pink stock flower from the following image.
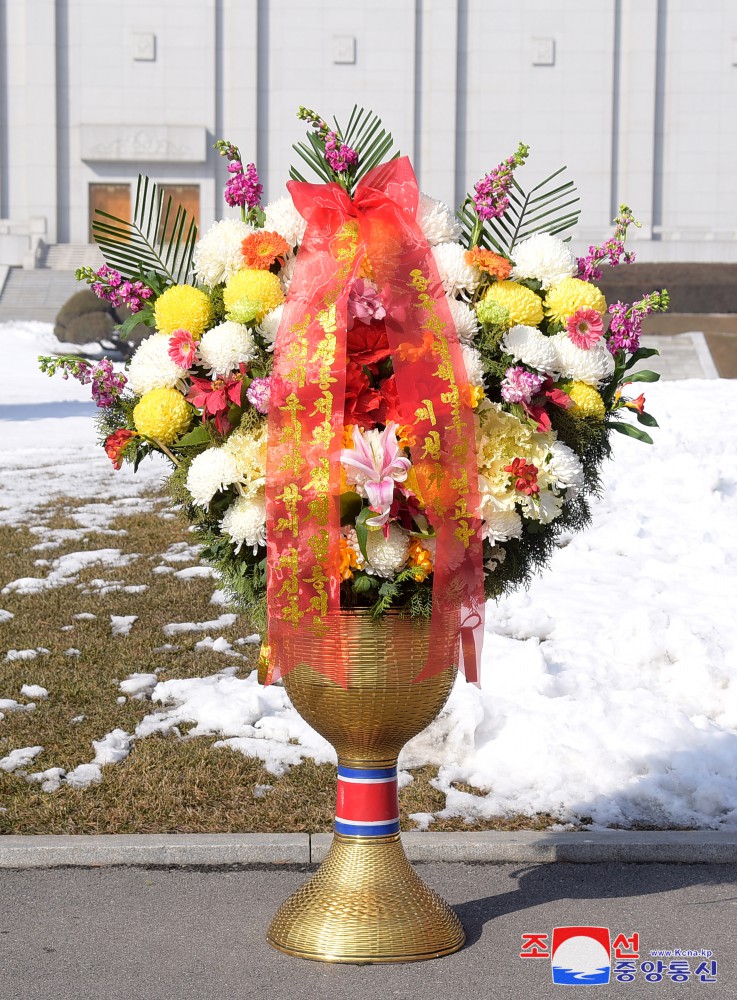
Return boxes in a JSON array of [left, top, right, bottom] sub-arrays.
[[341, 423, 411, 527], [168, 329, 198, 369], [566, 308, 604, 349]]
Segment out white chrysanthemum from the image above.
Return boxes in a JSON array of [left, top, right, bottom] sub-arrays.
[[365, 524, 410, 578], [479, 502, 523, 543], [193, 219, 253, 287], [502, 325, 558, 374], [257, 304, 285, 351], [263, 195, 307, 248], [547, 440, 585, 498], [460, 343, 485, 388], [518, 487, 564, 525], [511, 233, 577, 290], [551, 332, 615, 386], [128, 334, 184, 395], [186, 448, 239, 507], [221, 493, 267, 554], [432, 242, 481, 297], [279, 254, 297, 293], [416, 193, 462, 246], [198, 321, 257, 376], [446, 296, 479, 344]]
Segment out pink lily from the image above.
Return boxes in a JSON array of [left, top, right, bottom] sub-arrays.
[[341, 422, 411, 526]]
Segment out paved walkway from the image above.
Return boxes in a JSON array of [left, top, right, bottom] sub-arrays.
[[2, 862, 735, 999]]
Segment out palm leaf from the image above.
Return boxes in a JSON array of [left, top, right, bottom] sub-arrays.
[[289, 106, 398, 188], [92, 174, 198, 285], [459, 165, 580, 254]]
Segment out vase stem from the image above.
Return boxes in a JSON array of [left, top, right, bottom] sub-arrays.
[[335, 760, 400, 838]]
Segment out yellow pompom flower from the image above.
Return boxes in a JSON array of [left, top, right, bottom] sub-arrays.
[[133, 387, 192, 444], [224, 268, 285, 322], [544, 277, 606, 325], [154, 284, 213, 338], [481, 280, 543, 328], [567, 381, 606, 420]]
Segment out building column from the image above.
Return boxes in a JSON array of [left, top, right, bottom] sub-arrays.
[[5, 0, 58, 242], [611, 0, 659, 238], [416, 0, 459, 207]]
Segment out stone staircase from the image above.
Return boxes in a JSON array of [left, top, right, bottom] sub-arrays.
[[38, 243, 104, 271], [0, 244, 103, 323]]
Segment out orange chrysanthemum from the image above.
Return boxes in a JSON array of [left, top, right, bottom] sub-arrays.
[[464, 248, 512, 282], [241, 230, 291, 270]]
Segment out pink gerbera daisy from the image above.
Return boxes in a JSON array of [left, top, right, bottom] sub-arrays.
[[168, 329, 198, 369], [566, 308, 604, 350]]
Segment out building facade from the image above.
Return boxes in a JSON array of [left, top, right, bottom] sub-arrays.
[[1, 0, 736, 265]]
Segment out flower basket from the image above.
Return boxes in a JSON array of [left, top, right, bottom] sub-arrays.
[[40, 104, 668, 964]]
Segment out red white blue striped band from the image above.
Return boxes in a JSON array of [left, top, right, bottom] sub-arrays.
[[335, 764, 400, 837]]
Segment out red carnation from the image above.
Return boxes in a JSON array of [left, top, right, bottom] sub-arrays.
[[346, 321, 391, 368], [343, 361, 382, 429]]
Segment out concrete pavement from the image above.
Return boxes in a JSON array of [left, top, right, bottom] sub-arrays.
[[2, 861, 736, 999]]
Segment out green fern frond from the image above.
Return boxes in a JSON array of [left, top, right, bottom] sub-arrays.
[[92, 175, 198, 285]]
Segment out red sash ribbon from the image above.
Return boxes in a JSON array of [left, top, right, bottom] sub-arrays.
[[265, 157, 484, 686]]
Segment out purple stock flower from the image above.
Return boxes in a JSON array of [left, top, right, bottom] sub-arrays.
[[84, 265, 152, 312], [90, 358, 127, 408], [472, 143, 529, 221], [324, 132, 358, 174], [500, 366, 545, 405], [224, 161, 263, 209], [246, 377, 271, 415], [606, 289, 669, 356], [577, 206, 639, 280]]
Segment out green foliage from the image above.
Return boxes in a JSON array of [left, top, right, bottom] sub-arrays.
[[92, 175, 198, 285], [458, 167, 580, 255], [290, 106, 398, 195]]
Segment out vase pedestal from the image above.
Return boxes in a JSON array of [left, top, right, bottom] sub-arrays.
[[266, 610, 465, 964], [267, 831, 464, 964]]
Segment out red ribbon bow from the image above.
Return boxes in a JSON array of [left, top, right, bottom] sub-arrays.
[[265, 157, 484, 686]]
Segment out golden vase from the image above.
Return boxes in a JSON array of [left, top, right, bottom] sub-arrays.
[[266, 609, 465, 964]]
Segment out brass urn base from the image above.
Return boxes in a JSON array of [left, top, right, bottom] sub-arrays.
[[267, 833, 465, 964], [267, 610, 464, 964]]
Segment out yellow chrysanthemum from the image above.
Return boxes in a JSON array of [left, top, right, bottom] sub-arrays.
[[544, 277, 606, 325], [154, 285, 213, 338], [567, 381, 606, 420], [222, 420, 268, 495], [223, 268, 285, 322], [133, 387, 192, 444], [482, 280, 543, 328]]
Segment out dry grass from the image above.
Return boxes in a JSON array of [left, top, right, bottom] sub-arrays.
[[0, 495, 571, 834]]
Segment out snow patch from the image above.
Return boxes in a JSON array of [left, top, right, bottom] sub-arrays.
[[110, 614, 138, 637], [0, 746, 43, 772], [20, 684, 48, 699]]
